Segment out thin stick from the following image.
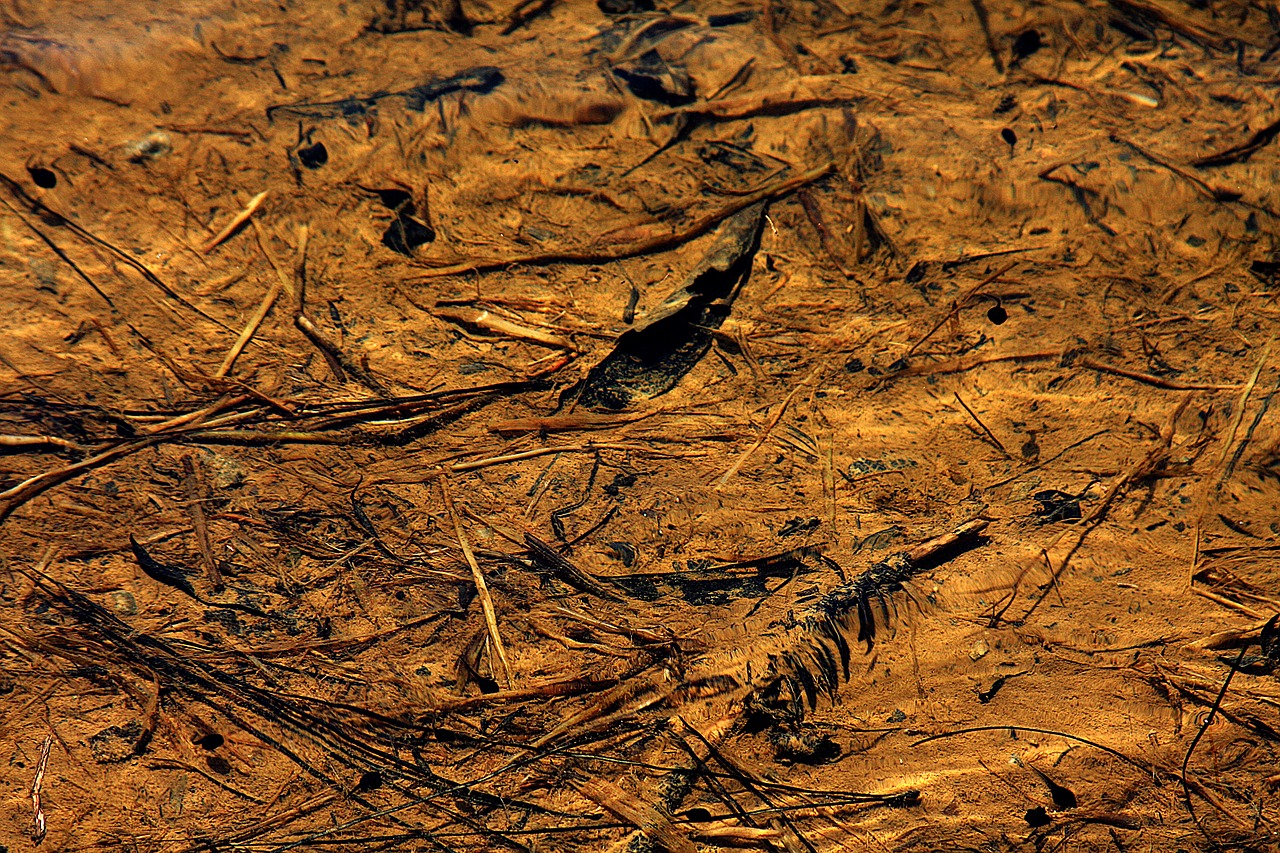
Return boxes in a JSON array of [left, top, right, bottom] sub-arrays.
[[1017, 398, 1189, 624], [0, 436, 164, 522], [953, 392, 1011, 458], [408, 163, 832, 280], [891, 350, 1058, 378], [761, 0, 798, 71], [1110, 135, 1236, 203], [1182, 645, 1249, 843], [203, 190, 269, 254], [0, 172, 231, 330], [141, 394, 251, 434], [438, 474, 514, 688], [0, 196, 116, 308], [715, 374, 811, 490], [215, 280, 281, 378], [911, 725, 1150, 775], [449, 442, 698, 473], [289, 225, 386, 394], [573, 776, 699, 853], [249, 217, 297, 302], [904, 262, 1017, 359], [797, 189, 851, 277], [1191, 586, 1266, 619], [0, 434, 83, 452], [0, 400, 260, 521], [970, 0, 1005, 74], [1075, 356, 1238, 391], [435, 306, 576, 350]]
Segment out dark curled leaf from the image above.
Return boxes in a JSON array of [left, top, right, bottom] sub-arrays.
[[1261, 614, 1280, 663], [129, 535, 197, 599], [567, 201, 766, 411], [1029, 764, 1077, 810]]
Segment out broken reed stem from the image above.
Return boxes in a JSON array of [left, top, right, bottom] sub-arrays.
[[438, 473, 514, 688], [0, 434, 83, 452], [574, 776, 699, 853], [141, 394, 252, 434], [286, 224, 386, 394], [30, 733, 51, 842], [797, 189, 852, 277], [970, 0, 1005, 74], [434, 306, 577, 351], [1191, 586, 1266, 619], [0, 404, 267, 522], [0, 436, 164, 522], [893, 351, 1058, 378], [250, 217, 297, 302], [203, 190, 269, 254], [1186, 338, 1273, 593]]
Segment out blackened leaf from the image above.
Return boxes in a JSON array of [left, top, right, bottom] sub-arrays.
[[195, 732, 224, 750], [598, 0, 655, 13], [1011, 29, 1042, 62], [605, 541, 636, 567]]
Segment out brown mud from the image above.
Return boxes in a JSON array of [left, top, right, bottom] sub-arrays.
[[2, 1, 1280, 851]]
